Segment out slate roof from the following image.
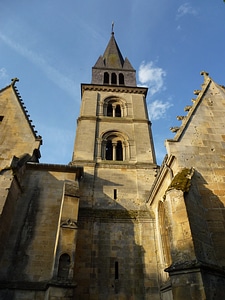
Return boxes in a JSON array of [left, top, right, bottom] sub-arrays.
[[93, 33, 134, 71]]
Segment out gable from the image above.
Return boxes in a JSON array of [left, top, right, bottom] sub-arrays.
[[0, 82, 42, 168], [166, 72, 225, 168]]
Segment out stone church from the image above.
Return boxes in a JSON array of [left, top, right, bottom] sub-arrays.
[[0, 32, 225, 300]]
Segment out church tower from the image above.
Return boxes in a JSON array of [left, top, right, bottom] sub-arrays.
[[72, 32, 160, 299]]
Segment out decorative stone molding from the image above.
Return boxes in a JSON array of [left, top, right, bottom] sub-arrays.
[[60, 219, 78, 229]]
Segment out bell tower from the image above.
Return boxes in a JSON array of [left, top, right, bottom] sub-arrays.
[[73, 31, 156, 168], [72, 32, 159, 298]]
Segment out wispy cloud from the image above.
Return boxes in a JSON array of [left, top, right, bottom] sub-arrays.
[[148, 100, 173, 121], [0, 32, 78, 99], [138, 61, 171, 120], [177, 3, 197, 19], [138, 61, 166, 96], [0, 67, 9, 85]]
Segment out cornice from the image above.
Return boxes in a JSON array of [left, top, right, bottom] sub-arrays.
[[81, 83, 148, 96]]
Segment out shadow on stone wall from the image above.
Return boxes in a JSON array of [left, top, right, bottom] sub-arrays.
[[74, 171, 154, 299], [0, 169, 69, 299], [184, 170, 225, 299], [186, 171, 225, 265]]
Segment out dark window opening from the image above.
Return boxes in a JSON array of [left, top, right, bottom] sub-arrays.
[[57, 253, 70, 280], [116, 141, 123, 161], [115, 105, 121, 117], [111, 73, 117, 84], [104, 72, 109, 84], [106, 140, 113, 160], [0, 116, 4, 122], [114, 189, 117, 200], [119, 73, 124, 85], [107, 104, 113, 116], [115, 261, 119, 280]]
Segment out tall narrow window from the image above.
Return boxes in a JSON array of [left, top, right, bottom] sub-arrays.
[[119, 73, 124, 85], [111, 73, 117, 84], [57, 253, 70, 280], [107, 103, 113, 116], [115, 105, 121, 117], [116, 141, 123, 161], [104, 72, 109, 84], [106, 140, 113, 160], [115, 261, 119, 280], [114, 189, 117, 200], [0, 116, 4, 122]]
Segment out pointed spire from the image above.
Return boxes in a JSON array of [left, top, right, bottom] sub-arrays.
[[93, 30, 134, 71], [102, 32, 124, 69], [92, 30, 136, 86]]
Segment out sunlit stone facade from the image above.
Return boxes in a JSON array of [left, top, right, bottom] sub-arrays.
[[0, 34, 225, 300]]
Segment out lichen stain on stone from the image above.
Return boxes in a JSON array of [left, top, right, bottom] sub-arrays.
[[167, 168, 194, 193]]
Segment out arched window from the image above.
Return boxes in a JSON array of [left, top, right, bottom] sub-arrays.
[[103, 97, 127, 118], [115, 105, 121, 117], [106, 140, 113, 160], [105, 102, 121, 117], [111, 73, 117, 84], [104, 72, 109, 84], [101, 131, 130, 162], [116, 141, 123, 160], [57, 253, 70, 280], [119, 73, 124, 85], [105, 139, 123, 161], [107, 103, 113, 116]]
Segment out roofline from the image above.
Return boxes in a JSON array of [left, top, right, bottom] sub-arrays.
[[92, 65, 136, 72], [0, 79, 42, 144], [12, 83, 43, 143], [167, 72, 212, 143], [0, 84, 11, 93], [26, 162, 83, 178]]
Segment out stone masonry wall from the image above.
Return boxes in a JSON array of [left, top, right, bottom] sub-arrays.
[[74, 213, 159, 300]]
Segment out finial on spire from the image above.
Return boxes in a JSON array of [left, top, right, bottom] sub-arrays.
[[111, 21, 114, 34]]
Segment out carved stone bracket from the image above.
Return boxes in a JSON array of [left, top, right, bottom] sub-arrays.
[[60, 219, 78, 229]]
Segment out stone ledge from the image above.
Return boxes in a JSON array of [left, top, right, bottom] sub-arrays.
[[0, 280, 77, 291], [165, 259, 225, 277], [78, 208, 154, 221], [26, 162, 83, 178]]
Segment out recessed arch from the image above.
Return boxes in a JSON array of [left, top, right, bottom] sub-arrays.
[[99, 130, 130, 161], [119, 73, 124, 85], [103, 72, 109, 84], [111, 72, 117, 84], [103, 96, 127, 117], [57, 253, 71, 280]]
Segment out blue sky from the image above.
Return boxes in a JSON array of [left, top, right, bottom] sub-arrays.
[[0, 1, 225, 165]]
